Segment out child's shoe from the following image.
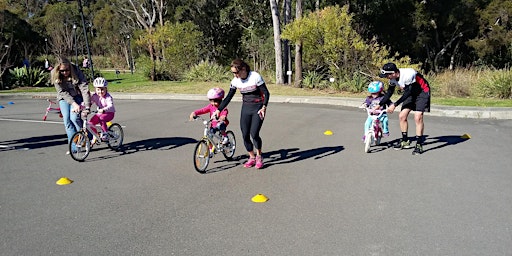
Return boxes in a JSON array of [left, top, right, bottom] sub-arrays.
[[383, 132, 389, 137], [255, 155, 264, 169], [362, 135, 366, 142], [244, 157, 256, 168], [100, 133, 108, 141], [222, 136, 229, 145]]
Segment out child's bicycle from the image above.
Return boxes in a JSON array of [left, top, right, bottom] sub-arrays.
[[362, 107, 385, 153], [192, 116, 236, 173], [69, 109, 124, 162], [43, 99, 62, 120]]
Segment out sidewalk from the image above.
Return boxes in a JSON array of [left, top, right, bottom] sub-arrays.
[[1, 92, 511, 120]]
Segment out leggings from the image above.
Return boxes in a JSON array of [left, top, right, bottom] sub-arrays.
[[240, 103, 264, 152], [89, 112, 115, 134]]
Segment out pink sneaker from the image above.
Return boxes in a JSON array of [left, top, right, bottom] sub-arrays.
[[255, 155, 264, 169], [243, 157, 256, 168]]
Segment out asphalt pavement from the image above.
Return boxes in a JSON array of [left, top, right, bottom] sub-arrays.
[[1, 96, 512, 255]]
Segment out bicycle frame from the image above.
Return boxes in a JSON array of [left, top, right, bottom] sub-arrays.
[[364, 108, 385, 153], [192, 116, 236, 173], [198, 117, 226, 154], [43, 99, 62, 121], [78, 110, 104, 142]]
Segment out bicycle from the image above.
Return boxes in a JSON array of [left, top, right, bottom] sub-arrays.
[[69, 110, 124, 162], [362, 107, 386, 153], [43, 99, 62, 121], [192, 116, 236, 173]]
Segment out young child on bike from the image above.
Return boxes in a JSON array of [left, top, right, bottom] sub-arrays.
[[361, 81, 392, 141], [189, 87, 230, 144], [89, 77, 116, 144]]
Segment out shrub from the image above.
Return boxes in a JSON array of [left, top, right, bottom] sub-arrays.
[[476, 68, 512, 99], [8, 67, 48, 88], [302, 71, 325, 89], [428, 69, 475, 97], [184, 60, 231, 83]]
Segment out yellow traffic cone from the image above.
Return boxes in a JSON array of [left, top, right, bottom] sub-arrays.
[[324, 130, 333, 135], [56, 177, 73, 185], [251, 194, 269, 203], [461, 133, 471, 139]]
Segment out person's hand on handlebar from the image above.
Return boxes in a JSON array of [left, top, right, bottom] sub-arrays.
[[81, 108, 90, 119], [189, 112, 197, 121], [212, 110, 220, 120]]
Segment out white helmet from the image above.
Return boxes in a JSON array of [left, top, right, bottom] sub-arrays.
[[93, 77, 108, 88]]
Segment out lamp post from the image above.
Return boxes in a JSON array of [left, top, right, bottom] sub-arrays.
[[73, 24, 78, 65], [127, 35, 133, 74], [45, 38, 48, 54], [78, 0, 94, 77]]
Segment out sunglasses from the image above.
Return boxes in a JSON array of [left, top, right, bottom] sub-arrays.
[[380, 69, 394, 75]]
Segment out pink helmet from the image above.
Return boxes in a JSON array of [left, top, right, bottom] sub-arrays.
[[207, 87, 225, 100]]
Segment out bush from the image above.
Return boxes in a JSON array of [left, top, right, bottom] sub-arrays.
[[8, 67, 48, 88], [428, 69, 474, 97], [302, 71, 325, 89], [476, 68, 512, 99], [184, 60, 231, 83]]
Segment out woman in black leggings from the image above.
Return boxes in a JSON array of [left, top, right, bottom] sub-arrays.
[[214, 59, 270, 169]]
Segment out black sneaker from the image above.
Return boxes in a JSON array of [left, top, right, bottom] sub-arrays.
[[412, 144, 423, 155], [393, 139, 411, 150]]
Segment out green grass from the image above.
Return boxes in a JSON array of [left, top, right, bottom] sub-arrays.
[[2, 70, 512, 107]]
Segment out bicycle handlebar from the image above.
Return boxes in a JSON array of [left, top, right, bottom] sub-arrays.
[[364, 107, 386, 118]]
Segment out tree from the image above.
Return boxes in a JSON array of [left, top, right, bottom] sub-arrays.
[[115, 0, 166, 81], [0, 9, 40, 89], [294, 0, 303, 87], [282, 5, 410, 85], [467, 0, 512, 67], [269, 0, 284, 84]]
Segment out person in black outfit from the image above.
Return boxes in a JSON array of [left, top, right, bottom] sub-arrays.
[[214, 59, 270, 169]]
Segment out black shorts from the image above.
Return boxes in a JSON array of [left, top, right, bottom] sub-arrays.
[[402, 91, 430, 112]]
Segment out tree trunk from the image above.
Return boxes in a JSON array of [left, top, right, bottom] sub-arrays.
[[294, 0, 303, 87], [270, 0, 284, 84], [283, 0, 292, 84]]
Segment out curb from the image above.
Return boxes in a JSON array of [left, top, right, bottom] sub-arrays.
[[1, 92, 511, 120]]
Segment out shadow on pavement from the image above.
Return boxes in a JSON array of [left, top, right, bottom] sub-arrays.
[[120, 137, 197, 155], [422, 135, 469, 153], [262, 146, 345, 168], [0, 134, 67, 151]]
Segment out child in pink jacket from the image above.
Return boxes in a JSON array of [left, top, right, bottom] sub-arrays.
[[89, 77, 115, 143], [189, 87, 229, 144]]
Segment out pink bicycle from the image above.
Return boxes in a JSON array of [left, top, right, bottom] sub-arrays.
[[43, 99, 62, 121], [363, 108, 385, 153]]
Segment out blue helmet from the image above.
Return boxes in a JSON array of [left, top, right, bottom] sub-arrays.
[[368, 81, 383, 93]]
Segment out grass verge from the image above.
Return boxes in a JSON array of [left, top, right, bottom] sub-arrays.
[[2, 70, 512, 107]]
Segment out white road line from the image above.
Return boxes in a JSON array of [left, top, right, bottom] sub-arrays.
[[0, 118, 126, 127], [0, 118, 62, 124]]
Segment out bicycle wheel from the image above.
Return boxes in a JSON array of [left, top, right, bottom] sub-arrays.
[[107, 123, 124, 150], [222, 131, 236, 160], [69, 131, 91, 161], [364, 131, 372, 153], [193, 140, 210, 173]]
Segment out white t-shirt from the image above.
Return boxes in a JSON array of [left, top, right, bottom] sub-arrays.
[[230, 71, 265, 93], [390, 68, 417, 89]]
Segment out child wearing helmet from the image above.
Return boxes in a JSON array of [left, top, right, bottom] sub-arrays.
[[361, 81, 392, 141], [189, 87, 230, 144], [89, 77, 116, 143]]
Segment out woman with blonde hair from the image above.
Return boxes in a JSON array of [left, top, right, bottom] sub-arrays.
[[51, 57, 91, 154]]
